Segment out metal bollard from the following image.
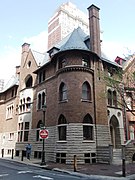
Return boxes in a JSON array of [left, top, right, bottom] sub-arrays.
[[122, 158, 126, 177], [2, 149, 4, 158], [21, 151, 24, 161], [122, 145, 126, 177], [11, 149, 14, 159], [73, 155, 77, 172]]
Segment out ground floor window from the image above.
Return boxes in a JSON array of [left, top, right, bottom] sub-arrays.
[[15, 150, 20, 156], [18, 122, 30, 142], [7, 149, 11, 155], [34, 151, 42, 159], [84, 153, 96, 163], [56, 153, 66, 163]]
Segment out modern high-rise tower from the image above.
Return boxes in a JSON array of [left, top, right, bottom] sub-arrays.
[[48, 2, 89, 49]]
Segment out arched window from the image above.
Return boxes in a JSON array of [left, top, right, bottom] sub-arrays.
[[42, 92, 45, 107], [26, 97, 31, 111], [59, 82, 67, 101], [83, 114, 93, 140], [82, 82, 91, 100], [25, 75, 33, 87], [58, 114, 67, 140], [36, 120, 43, 141], [113, 91, 117, 107], [107, 89, 112, 106], [38, 94, 41, 109]]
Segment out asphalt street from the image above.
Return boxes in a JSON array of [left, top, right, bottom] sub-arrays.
[[0, 159, 100, 180]]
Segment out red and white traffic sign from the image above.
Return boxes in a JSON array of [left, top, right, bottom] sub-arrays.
[[40, 129, 49, 139]]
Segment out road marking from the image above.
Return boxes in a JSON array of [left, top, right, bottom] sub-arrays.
[[33, 175, 53, 179], [0, 174, 9, 177], [18, 170, 33, 174]]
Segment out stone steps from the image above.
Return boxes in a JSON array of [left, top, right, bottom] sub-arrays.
[[112, 149, 122, 165]]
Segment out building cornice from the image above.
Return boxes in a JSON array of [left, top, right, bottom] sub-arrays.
[[56, 65, 94, 75]]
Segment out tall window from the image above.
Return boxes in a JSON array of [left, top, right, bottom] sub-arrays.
[[36, 120, 43, 141], [107, 89, 117, 107], [83, 114, 93, 140], [38, 94, 41, 109], [6, 104, 14, 119], [113, 91, 117, 107], [18, 122, 30, 142], [42, 92, 45, 107], [58, 115, 67, 141], [107, 89, 112, 106], [26, 97, 31, 111], [59, 83, 67, 101], [82, 82, 91, 100], [38, 70, 46, 83], [25, 75, 33, 87], [37, 90, 46, 110], [24, 122, 29, 141]]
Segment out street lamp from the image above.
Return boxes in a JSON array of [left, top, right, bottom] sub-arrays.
[[41, 103, 47, 165]]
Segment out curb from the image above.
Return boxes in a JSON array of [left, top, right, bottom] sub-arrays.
[[1, 157, 135, 180]]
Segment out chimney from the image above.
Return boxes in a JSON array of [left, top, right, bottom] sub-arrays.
[[22, 43, 30, 53], [21, 43, 30, 67], [88, 4, 101, 56]]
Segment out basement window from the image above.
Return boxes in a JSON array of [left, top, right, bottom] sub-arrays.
[[84, 153, 96, 164], [56, 153, 66, 163]]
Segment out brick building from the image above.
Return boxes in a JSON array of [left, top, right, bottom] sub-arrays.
[[0, 4, 129, 163], [123, 55, 135, 140]]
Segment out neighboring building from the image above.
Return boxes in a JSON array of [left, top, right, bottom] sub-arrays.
[[0, 44, 48, 158], [123, 55, 135, 140], [0, 3, 134, 164], [48, 2, 89, 50], [0, 75, 19, 156]]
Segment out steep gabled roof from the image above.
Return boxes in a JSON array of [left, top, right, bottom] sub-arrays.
[[1, 75, 19, 93], [32, 50, 49, 66], [101, 57, 122, 68]]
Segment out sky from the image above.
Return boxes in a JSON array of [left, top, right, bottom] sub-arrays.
[[1, 0, 135, 84]]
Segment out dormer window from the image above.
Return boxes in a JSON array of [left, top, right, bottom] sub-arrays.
[[58, 56, 66, 69], [108, 67, 114, 77], [38, 70, 46, 84], [82, 55, 90, 67]]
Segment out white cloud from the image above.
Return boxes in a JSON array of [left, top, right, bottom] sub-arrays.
[[23, 31, 48, 53], [0, 47, 21, 84], [102, 41, 135, 61]]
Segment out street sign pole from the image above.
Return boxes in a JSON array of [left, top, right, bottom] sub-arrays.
[[41, 104, 47, 165]]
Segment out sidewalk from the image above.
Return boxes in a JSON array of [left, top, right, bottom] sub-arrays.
[[1, 156, 135, 180]]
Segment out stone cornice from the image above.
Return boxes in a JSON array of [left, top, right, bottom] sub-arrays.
[[56, 65, 94, 75]]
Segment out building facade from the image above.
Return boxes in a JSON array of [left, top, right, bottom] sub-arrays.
[[123, 55, 135, 140], [1, 3, 134, 164]]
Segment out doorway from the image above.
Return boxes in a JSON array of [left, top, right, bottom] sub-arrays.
[[110, 115, 121, 149]]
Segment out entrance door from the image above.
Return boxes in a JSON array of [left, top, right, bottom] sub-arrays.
[[110, 124, 116, 148], [110, 115, 120, 149]]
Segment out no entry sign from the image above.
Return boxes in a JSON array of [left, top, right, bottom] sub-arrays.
[[40, 129, 49, 139]]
